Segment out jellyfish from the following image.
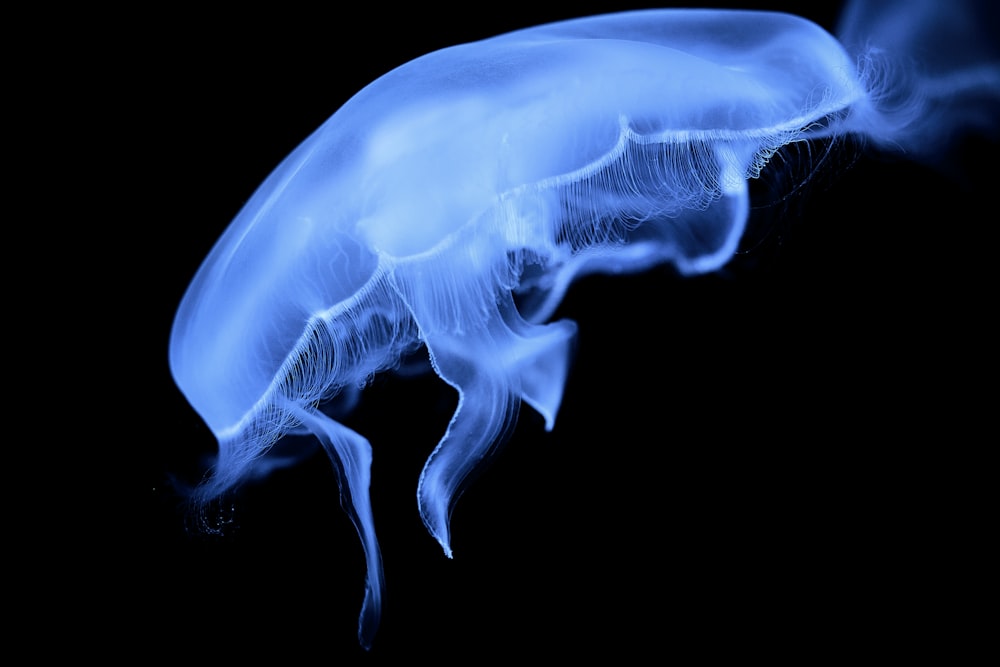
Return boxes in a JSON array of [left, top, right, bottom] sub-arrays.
[[169, 3, 1000, 649]]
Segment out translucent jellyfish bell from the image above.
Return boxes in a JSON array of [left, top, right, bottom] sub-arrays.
[[169, 6, 1000, 649]]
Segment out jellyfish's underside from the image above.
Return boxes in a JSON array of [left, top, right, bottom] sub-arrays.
[[168, 8, 990, 649]]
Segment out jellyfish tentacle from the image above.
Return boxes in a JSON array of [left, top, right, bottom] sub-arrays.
[[417, 292, 576, 557], [289, 403, 384, 651], [417, 343, 519, 559], [498, 293, 577, 431]]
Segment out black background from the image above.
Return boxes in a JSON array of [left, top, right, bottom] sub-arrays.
[[129, 1, 995, 661]]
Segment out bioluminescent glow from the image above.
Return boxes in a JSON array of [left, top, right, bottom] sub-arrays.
[[169, 2, 999, 649]]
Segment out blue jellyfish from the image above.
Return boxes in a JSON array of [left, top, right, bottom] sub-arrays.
[[169, 4, 1000, 649]]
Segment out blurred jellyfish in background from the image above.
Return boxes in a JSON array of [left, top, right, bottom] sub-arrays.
[[168, 0, 998, 648]]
